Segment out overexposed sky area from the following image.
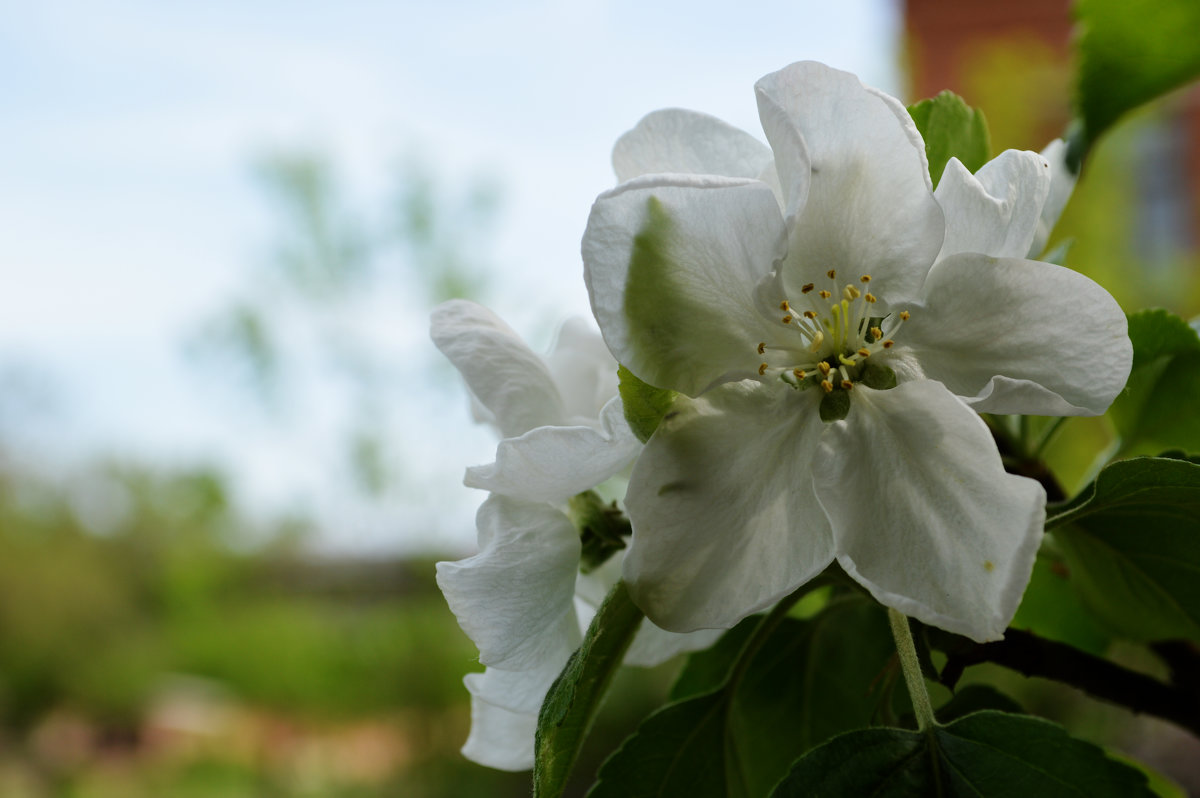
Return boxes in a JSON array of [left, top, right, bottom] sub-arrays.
[[0, 0, 901, 553]]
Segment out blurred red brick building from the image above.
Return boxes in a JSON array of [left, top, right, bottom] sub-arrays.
[[904, 0, 1200, 251]]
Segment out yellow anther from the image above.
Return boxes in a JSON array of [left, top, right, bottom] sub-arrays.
[[782, 315, 793, 324], [899, 310, 911, 321], [857, 348, 870, 358], [883, 340, 895, 348], [780, 300, 791, 311], [800, 283, 814, 294], [870, 326, 883, 339], [843, 285, 861, 300], [818, 361, 832, 376], [841, 380, 854, 390], [827, 269, 837, 279], [818, 290, 831, 300], [821, 380, 834, 393], [865, 293, 876, 303], [757, 342, 767, 355], [838, 354, 857, 367], [860, 275, 872, 283], [803, 310, 817, 319], [759, 363, 769, 375], [793, 368, 806, 379]]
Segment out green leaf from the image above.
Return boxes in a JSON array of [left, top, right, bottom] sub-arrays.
[[1110, 310, 1200, 456], [588, 599, 900, 798], [1010, 552, 1111, 655], [771, 711, 1153, 797], [535, 580, 644, 798], [1071, 0, 1200, 166], [617, 364, 677, 443], [906, 91, 991, 188], [1045, 456, 1200, 641]]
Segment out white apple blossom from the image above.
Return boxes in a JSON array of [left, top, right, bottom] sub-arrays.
[[583, 61, 1132, 643], [430, 299, 719, 770]]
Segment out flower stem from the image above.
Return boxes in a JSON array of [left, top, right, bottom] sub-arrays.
[[888, 607, 936, 732]]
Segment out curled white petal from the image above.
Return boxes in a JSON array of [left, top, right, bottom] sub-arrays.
[[935, 150, 1051, 262], [431, 299, 565, 437], [465, 397, 641, 503], [461, 678, 537, 771], [904, 252, 1132, 415], [436, 496, 580, 670]]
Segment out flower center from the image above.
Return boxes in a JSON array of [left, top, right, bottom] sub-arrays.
[[755, 269, 910, 418]]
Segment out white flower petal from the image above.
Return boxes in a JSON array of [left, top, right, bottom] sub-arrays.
[[903, 252, 1132, 415], [544, 317, 620, 423], [436, 495, 581, 670], [624, 620, 724, 667], [754, 61, 944, 304], [1028, 139, 1077, 258], [465, 397, 641, 503], [583, 175, 788, 396], [461, 683, 537, 771], [935, 150, 1051, 262], [464, 662, 562, 717], [622, 382, 835, 632], [819, 381, 1046, 642], [613, 108, 775, 184], [431, 300, 564, 438]]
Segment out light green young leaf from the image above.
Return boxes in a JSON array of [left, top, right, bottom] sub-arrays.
[[1010, 552, 1111, 655], [771, 711, 1153, 797], [534, 581, 644, 798], [906, 91, 991, 187], [617, 364, 677, 443], [1046, 455, 1200, 641], [1109, 309, 1200, 456], [1071, 0, 1200, 166]]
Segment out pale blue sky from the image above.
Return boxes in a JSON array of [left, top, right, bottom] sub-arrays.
[[0, 0, 900, 551]]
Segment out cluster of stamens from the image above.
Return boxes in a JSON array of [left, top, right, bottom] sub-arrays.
[[755, 269, 911, 394]]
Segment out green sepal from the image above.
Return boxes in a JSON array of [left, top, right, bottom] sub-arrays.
[[770, 710, 1153, 797], [859, 362, 897, 390], [819, 389, 851, 422], [617, 364, 677, 443], [567, 491, 631, 574], [534, 581, 644, 798], [906, 91, 991, 188]]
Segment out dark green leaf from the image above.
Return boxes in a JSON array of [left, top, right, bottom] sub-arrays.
[[589, 599, 899, 798], [1126, 308, 1200, 368], [1045, 456, 1200, 641], [535, 581, 644, 798], [617, 364, 677, 443], [771, 711, 1152, 797], [1071, 0, 1200, 166], [1111, 310, 1200, 456], [906, 91, 991, 187]]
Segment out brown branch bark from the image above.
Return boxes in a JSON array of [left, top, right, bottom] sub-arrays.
[[931, 627, 1200, 738]]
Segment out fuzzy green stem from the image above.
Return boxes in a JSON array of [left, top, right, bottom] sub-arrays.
[[888, 608, 936, 732]]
